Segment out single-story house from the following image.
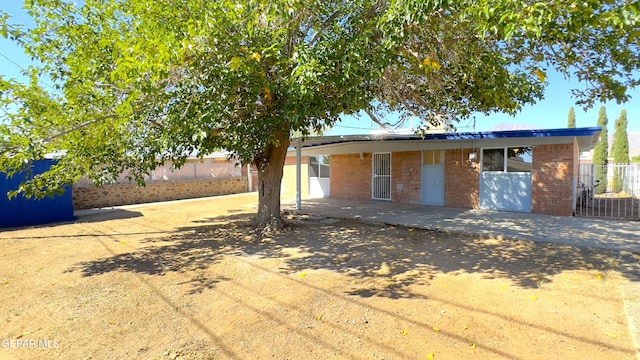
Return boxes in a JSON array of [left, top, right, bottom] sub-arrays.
[[286, 127, 602, 217]]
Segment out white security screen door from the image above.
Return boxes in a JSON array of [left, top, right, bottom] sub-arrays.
[[372, 153, 391, 200]]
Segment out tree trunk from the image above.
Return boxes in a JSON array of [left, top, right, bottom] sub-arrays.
[[255, 132, 290, 230]]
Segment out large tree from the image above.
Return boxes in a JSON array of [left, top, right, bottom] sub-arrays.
[[611, 109, 630, 192], [593, 106, 609, 194], [1, 1, 640, 228]]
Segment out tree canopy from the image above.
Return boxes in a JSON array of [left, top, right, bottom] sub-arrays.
[[1, 0, 640, 227]]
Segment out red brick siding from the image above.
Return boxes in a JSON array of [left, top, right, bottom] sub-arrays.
[[391, 151, 421, 204], [532, 143, 575, 216], [331, 153, 372, 201], [444, 149, 480, 209], [284, 156, 308, 166]]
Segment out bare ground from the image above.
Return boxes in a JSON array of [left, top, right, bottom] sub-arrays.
[[0, 193, 638, 359]]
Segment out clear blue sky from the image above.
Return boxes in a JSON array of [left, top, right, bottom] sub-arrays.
[[1, 3, 638, 135], [325, 75, 640, 135]]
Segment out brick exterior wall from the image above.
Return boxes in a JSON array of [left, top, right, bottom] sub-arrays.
[[391, 151, 421, 204], [531, 143, 575, 216], [324, 144, 577, 217], [330, 153, 372, 201], [444, 148, 480, 209], [72, 178, 248, 209]]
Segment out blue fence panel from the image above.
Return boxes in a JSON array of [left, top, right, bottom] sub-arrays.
[[0, 160, 74, 228]]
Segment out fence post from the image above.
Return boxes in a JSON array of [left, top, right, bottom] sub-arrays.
[[296, 138, 302, 211]]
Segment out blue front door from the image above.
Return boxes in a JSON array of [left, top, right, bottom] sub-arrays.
[[421, 164, 445, 206]]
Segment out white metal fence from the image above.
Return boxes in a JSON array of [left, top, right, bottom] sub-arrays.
[[576, 163, 640, 219]]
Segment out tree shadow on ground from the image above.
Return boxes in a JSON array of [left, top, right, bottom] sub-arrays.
[[75, 209, 143, 223], [66, 214, 254, 276], [67, 213, 639, 299]]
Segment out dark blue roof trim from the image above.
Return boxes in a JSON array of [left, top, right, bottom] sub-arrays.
[[296, 127, 602, 149], [421, 126, 601, 140]]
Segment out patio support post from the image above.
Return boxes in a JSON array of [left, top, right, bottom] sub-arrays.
[[296, 138, 302, 210]]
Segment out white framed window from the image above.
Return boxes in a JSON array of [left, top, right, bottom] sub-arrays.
[[309, 156, 330, 178], [482, 147, 532, 173]]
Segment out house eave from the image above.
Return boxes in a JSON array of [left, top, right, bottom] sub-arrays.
[[289, 127, 602, 156]]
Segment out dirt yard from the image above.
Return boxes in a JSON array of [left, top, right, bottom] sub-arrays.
[[0, 193, 637, 359]]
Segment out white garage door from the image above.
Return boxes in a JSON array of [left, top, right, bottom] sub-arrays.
[[480, 147, 532, 213]]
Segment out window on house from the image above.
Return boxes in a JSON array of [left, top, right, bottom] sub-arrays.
[[507, 147, 532, 172], [482, 147, 532, 172], [423, 150, 444, 165], [482, 148, 505, 171], [309, 156, 330, 178]]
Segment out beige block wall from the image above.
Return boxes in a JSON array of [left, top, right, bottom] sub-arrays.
[[73, 178, 248, 209], [281, 156, 309, 203]]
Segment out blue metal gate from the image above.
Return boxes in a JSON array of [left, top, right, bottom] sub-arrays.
[[0, 160, 74, 228]]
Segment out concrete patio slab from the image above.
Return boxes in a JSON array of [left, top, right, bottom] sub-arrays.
[[286, 197, 640, 253]]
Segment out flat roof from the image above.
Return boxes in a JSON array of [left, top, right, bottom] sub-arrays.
[[292, 127, 602, 150], [292, 126, 602, 148]]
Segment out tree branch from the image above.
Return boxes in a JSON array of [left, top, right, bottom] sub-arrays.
[[364, 108, 387, 129], [308, 10, 341, 47], [181, 91, 195, 120], [43, 114, 117, 143]]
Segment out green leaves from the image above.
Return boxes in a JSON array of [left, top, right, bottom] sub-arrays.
[[463, 0, 640, 108], [1, 0, 639, 200]]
